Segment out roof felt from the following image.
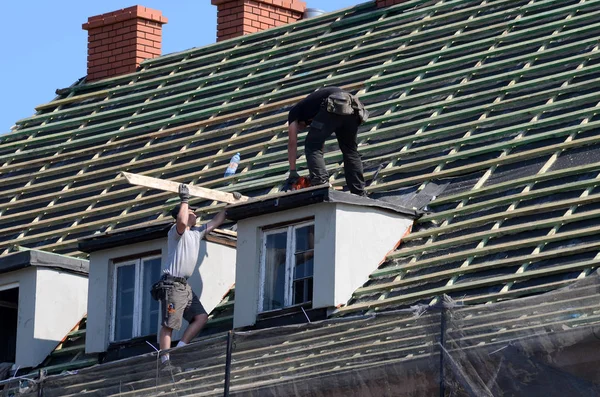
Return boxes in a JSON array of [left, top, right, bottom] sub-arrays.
[[2, 0, 600, 314]]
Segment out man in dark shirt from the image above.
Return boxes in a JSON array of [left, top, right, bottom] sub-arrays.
[[287, 86, 366, 196]]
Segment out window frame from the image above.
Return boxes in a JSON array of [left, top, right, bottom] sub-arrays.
[[259, 220, 314, 313], [110, 254, 161, 342]]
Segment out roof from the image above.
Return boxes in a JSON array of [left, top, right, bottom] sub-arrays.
[[1, 0, 599, 330], [0, 249, 89, 275], [225, 185, 421, 221]]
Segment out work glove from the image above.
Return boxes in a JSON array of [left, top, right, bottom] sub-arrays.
[[178, 183, 190, 203], [287, 170, 300, 184], [232, 192, 242, 200]]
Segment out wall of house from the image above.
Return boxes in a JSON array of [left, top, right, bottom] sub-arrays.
[[31, 269, 88, 367], [86, 236, 236, 353], [0, 267, 88, 368], [233, 201, 413, 329], [86, 239, 166, 353], [329, 204, 412, 307]]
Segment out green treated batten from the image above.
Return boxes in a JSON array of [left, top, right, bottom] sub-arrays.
[[0, 0, 598, 317]]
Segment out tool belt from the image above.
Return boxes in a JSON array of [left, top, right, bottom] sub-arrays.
[[325, 92, 370, 125], [150, 274, 187, 301]]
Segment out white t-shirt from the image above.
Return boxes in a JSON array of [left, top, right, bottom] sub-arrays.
[[166, 224, 207, 278]]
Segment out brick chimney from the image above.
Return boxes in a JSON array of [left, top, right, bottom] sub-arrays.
[[376, 0, 408, 7], [82, 6, 168, 82], [211, 0, 306, 42]]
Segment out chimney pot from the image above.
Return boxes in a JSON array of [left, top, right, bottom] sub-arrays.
[[82, 5, 167, 82], [303, 8, 325, 19]]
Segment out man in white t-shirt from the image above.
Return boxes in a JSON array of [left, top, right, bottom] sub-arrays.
[[152, 184, 240, 376]]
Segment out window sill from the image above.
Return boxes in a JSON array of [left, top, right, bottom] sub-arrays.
[[258, 302, 313, 320], [250, 303, 327, 330]]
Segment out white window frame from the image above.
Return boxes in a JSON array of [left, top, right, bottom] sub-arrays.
[[259, 221, 314, 313], [110, 255, 161, 342]]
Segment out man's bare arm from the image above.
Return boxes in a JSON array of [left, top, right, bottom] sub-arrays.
[[287, 121, 299, 171], [176, 202, 189, 235], [206, 209, 227, 234]]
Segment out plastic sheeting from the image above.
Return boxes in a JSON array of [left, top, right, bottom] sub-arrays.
[[5, 272, 600, 396]]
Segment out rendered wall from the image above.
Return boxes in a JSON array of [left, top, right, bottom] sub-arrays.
[[331, 204, 412, 307], [0, 267, 88, 368], [233, 201, 413, 329], [32, 269, 88, 367], [86, 236, 236, 353], [86, 239, 166, 353]]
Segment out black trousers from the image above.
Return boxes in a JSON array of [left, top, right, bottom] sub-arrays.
[[305, 109, 365, 195]]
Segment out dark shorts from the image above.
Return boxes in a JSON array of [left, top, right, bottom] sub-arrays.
[[160, 280, 207, 330]]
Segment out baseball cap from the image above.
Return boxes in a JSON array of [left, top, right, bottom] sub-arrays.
[[170, 204, 197, 219]]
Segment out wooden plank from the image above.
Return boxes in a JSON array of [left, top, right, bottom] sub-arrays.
[[390, 205, 600, 260], [459, 279, 576, 305], [388, 222, 600, 266], [339, 259, 600, 314], [6, 14, 596, 148], [121, 172, 248, 204], [369, 129, 600, 193], [372, 239, 600, 279], [0, 77, 358, 161], [429, 160, 600, 208], [357, 241, 600, 296], [5, 51, 598, 180], [34, 90, 110, 111], [420, 176, 600, 224], [405, 191, 600, 242], [1, 85, 596, 202], [2, 119, 594, 250], [2, 32, 594, 164], [18, 0, 533, 125], [360, 99, 600, 169]]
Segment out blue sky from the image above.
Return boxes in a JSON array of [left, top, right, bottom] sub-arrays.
[[0, 0, 364, 133]]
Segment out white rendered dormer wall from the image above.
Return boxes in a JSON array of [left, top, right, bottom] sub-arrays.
[[84, 234, 236, 353], [231, 191, 415, 329]]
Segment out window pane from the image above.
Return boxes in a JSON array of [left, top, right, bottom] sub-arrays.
[[295, 224, 314, 253], [293, 224, 314, 305], [114, 264, 135, 341], [141, 258, 162, 336], [263, 231, 287, 311], [293, 278, 313, 305], [294, 251, 314, 279]]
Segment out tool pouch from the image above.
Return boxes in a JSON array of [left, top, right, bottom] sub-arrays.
[[326, 92, 370, 125], [150, 278, 174, 301], [350, 94, 369, 125], [326, 92, 355, 116]]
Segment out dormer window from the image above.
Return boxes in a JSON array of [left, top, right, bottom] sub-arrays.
[[260, 221, 314, 312], [227, 186, 418, 329]]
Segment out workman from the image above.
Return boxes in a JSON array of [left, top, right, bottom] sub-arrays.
[[286, 86, 368, 196], [151, 184, 240, 376]]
